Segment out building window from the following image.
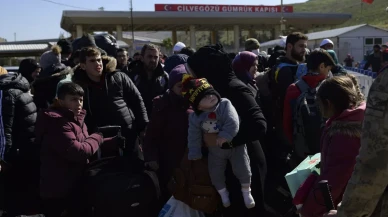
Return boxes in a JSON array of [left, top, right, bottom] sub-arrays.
[[375, 38, 383, 45], [365, 38, 382, 45], [365, 38, 374, 45]]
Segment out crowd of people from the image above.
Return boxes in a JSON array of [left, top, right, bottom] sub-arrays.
[[0, 31, 387, 217]]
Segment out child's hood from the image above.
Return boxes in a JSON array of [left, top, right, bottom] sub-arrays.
[[302, 74, 327, 88]]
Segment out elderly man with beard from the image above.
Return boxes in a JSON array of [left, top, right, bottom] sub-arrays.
[[131, 44, 169, 116]]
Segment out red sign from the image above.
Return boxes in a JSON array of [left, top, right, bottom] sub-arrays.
[[362, 0, 373, 4], [155, 4, 293, 13]]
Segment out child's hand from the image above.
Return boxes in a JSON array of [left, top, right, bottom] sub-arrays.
[[216, 137, 228, 147]]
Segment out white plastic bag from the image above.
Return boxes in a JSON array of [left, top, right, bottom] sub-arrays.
[[159, 196, 205, 217]]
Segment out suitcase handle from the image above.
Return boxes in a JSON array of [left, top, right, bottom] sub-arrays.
[[97, 126, 122, 136], [96, 125, 124, 159]]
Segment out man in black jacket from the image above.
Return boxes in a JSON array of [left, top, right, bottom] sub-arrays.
[[72, 47, 148, 158], [116, 48, 130, 76], [364, 44, 383, 73], [131, 44, 169, 116]]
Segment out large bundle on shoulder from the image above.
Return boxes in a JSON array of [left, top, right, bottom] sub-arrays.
[[72, 33, 118, 57]]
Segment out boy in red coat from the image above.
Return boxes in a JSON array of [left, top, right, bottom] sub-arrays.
[[283, 48, 336, 145], [36, 82, 104, 217]]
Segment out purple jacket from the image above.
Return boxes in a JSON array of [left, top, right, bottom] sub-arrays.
[[143, 91, 193, 186], [35, 106, 103, 198]]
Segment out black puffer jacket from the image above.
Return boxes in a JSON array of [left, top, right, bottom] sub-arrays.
[[72, 56, 148, 153], [0, 73, 37, 163]]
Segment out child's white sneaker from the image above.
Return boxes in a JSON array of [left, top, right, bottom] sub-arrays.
[[242, 188, 255, 209], [218, 188, 231, 208]]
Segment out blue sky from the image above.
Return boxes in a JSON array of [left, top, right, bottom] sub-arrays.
[[0, 0, 306, 41]]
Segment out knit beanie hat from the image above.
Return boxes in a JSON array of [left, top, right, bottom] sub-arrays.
[[232, 51, 257, 74], [0, 66, 7, 76], [57, 39, 73, 55], [326, 50, 339, 64], [245, 38, 260, 51], [164, 54, 189, 74], [40, 45, 61, 71], [19, 58, 41, 83], [168, 64, 187, 89], [181, 74, 221, 110]]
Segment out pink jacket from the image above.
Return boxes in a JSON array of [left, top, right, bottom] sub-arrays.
[[300, 102, 366, 217]]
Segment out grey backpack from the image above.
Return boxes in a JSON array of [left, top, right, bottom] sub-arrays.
[[292, 79, 324, 160]]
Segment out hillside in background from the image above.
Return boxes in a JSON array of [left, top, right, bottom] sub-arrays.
[[293, 0, 388, 28]]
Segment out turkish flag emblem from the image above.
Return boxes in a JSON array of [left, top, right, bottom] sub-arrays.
[[362, 0, 373, 4], [164, 5, 173, 11]]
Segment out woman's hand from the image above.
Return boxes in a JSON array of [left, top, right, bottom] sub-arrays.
[[323, 201, 340, 216], [323, 210, 337, 217], [203, 133, 218, 147]]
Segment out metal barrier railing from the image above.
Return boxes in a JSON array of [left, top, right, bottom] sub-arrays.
[[343, 67, 376, 97], [343, 67, 377, 79]]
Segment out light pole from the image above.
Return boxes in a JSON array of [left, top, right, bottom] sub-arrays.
[[130, 0, 136, 54], [280, 0, 286, 36]]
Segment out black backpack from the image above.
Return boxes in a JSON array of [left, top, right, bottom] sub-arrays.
[[84, 157, 160, 217], [292, 79, 323, 162]]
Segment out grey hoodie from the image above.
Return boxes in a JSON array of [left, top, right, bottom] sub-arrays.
[[187, 98, 239, 160]]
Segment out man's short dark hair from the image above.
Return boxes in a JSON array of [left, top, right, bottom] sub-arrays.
[[141, 44, 160, 56], [307, 48, 336, 71], [79, 47, 101, 63], [374, 44, 381, 49], [286, 32, 308, 47], [133, 52, 140, 57], [117, 48, 128, 54], [57, 82, 84, 100], [180, 47, 196, 57]]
